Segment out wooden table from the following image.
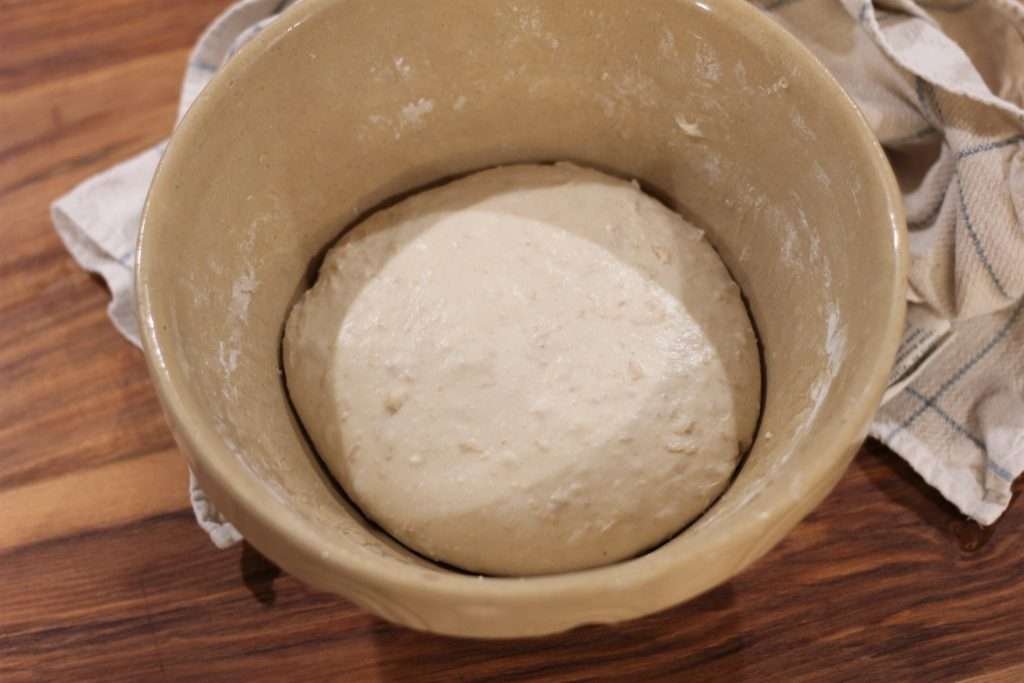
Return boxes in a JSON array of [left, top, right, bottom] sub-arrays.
[[3, 2, 1022, 680]]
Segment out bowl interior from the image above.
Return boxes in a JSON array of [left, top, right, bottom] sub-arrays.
[[139, 0, 904, 637]]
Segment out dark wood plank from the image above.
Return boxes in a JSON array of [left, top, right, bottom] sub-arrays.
[[0, 0, 230, 93], [2, 2, 1022, 681], [0, 50, 203, 492]]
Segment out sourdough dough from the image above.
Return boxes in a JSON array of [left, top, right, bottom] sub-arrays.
[[284, 163, 760, 576]]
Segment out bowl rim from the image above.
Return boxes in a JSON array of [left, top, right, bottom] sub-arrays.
[[137, 0, 908, 622]]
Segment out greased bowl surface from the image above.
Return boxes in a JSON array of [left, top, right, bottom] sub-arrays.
[[138, 0, 906, 638]]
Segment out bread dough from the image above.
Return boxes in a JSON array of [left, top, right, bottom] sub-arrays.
[[284, 163, 761, 576]]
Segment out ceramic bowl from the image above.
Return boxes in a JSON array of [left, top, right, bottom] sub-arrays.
[[138, 0, 906, 637]]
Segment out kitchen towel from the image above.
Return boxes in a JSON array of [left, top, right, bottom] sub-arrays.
[[759, 0, 1024, 523], [52, 0, 1024, 546]]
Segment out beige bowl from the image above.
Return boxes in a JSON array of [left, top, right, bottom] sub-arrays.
[[138, 0, 906, 637]]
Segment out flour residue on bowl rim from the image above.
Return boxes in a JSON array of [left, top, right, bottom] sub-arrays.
[[700, 160, 849, 522], [217, 226, 261, 399]]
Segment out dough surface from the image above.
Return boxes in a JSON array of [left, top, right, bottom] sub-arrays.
[[284, 163, 760, 576]]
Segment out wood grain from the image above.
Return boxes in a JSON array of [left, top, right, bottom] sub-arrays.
[[2, 2, 1023, 681]]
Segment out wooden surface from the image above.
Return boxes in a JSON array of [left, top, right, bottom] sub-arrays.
[[2, 2, 1023, 681]]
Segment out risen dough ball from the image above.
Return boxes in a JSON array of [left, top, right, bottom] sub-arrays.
[[284, 163, 760, 576]]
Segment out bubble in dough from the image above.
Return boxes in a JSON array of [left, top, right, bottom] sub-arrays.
[[284, 162, 761, 576]]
